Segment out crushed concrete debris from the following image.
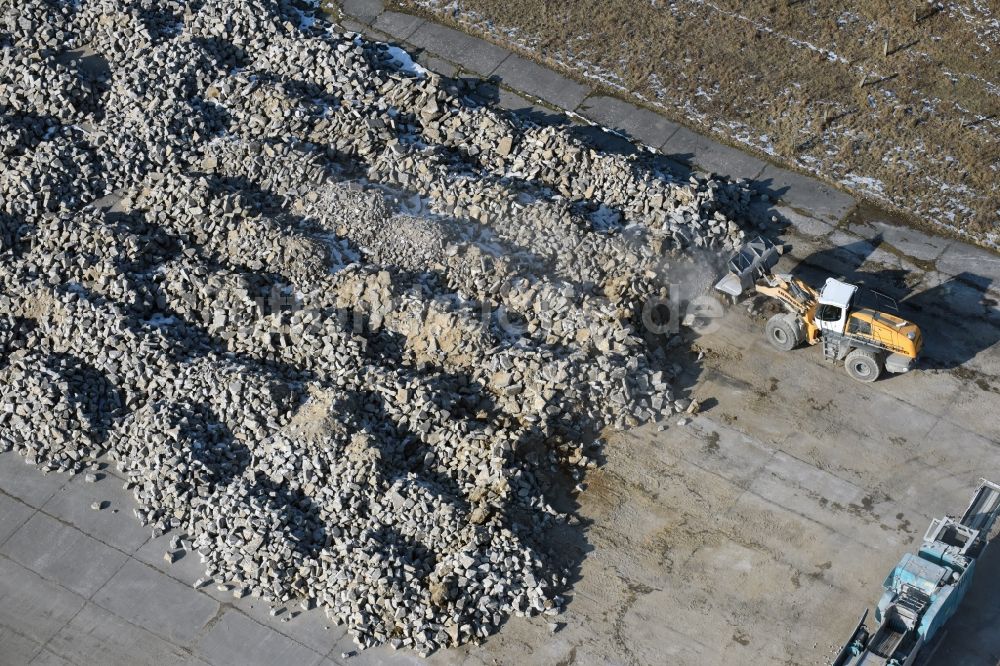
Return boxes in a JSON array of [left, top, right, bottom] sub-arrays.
[[0, 0, 760, 654]]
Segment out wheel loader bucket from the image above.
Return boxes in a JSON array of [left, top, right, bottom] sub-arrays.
[[714, 237, 783, 298]]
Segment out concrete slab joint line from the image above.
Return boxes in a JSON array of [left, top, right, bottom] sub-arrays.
[[0, 491, 36, 547], [662, 126, 768, 183], [756, 164, 856, 225], [194, 610, 325, 666], [0, 512, 129, 598], [43, 602, 207, 666], [488, 50, 513, 76], [491, 53, 591, 112], [407, 21, 510, 76], [92, 560, 218, 646], [577, 94, 682, 151]]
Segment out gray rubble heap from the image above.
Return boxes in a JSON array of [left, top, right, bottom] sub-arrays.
[[0, 0, 758, 654]]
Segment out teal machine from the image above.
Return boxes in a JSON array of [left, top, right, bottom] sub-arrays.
[[833, 478, 1000, 666]]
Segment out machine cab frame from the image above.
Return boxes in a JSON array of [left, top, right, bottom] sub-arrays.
[[813, 278, 857, 336]]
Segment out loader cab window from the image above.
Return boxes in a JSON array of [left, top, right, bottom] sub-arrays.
[[848, 317, 872, 336], [816, 304, 842, 322]]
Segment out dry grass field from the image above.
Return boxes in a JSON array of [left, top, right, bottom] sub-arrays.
[[393, 0, 999, 247]]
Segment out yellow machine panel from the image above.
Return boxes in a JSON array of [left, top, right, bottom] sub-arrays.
[[846, 310, 922, 359]]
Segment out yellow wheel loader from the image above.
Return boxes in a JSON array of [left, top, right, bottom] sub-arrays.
[[715, 238, 922, 382]]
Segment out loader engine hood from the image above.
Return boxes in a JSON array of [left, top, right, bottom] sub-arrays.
[[851, 309, 922, 358], [872, 312, 922, 358]]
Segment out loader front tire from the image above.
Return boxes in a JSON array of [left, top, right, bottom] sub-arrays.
[[845, 348, 883, 383], [765, 314, 801, 352]]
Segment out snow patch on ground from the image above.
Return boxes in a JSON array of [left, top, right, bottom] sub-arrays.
[[839, 174, 885, 194], [385, 45, 428, 77]]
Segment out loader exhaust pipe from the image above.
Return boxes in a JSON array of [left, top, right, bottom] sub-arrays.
[[714, 236, 784, 299]]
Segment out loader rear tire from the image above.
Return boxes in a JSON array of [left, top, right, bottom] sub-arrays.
[[765, 314, 801, 352], [845, 348, 883, 383]]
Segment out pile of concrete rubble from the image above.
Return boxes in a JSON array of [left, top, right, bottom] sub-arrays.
[[0, 0, 760, 654]]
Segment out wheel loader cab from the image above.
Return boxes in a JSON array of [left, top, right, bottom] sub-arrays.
[[813, 279, 857, 336]]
